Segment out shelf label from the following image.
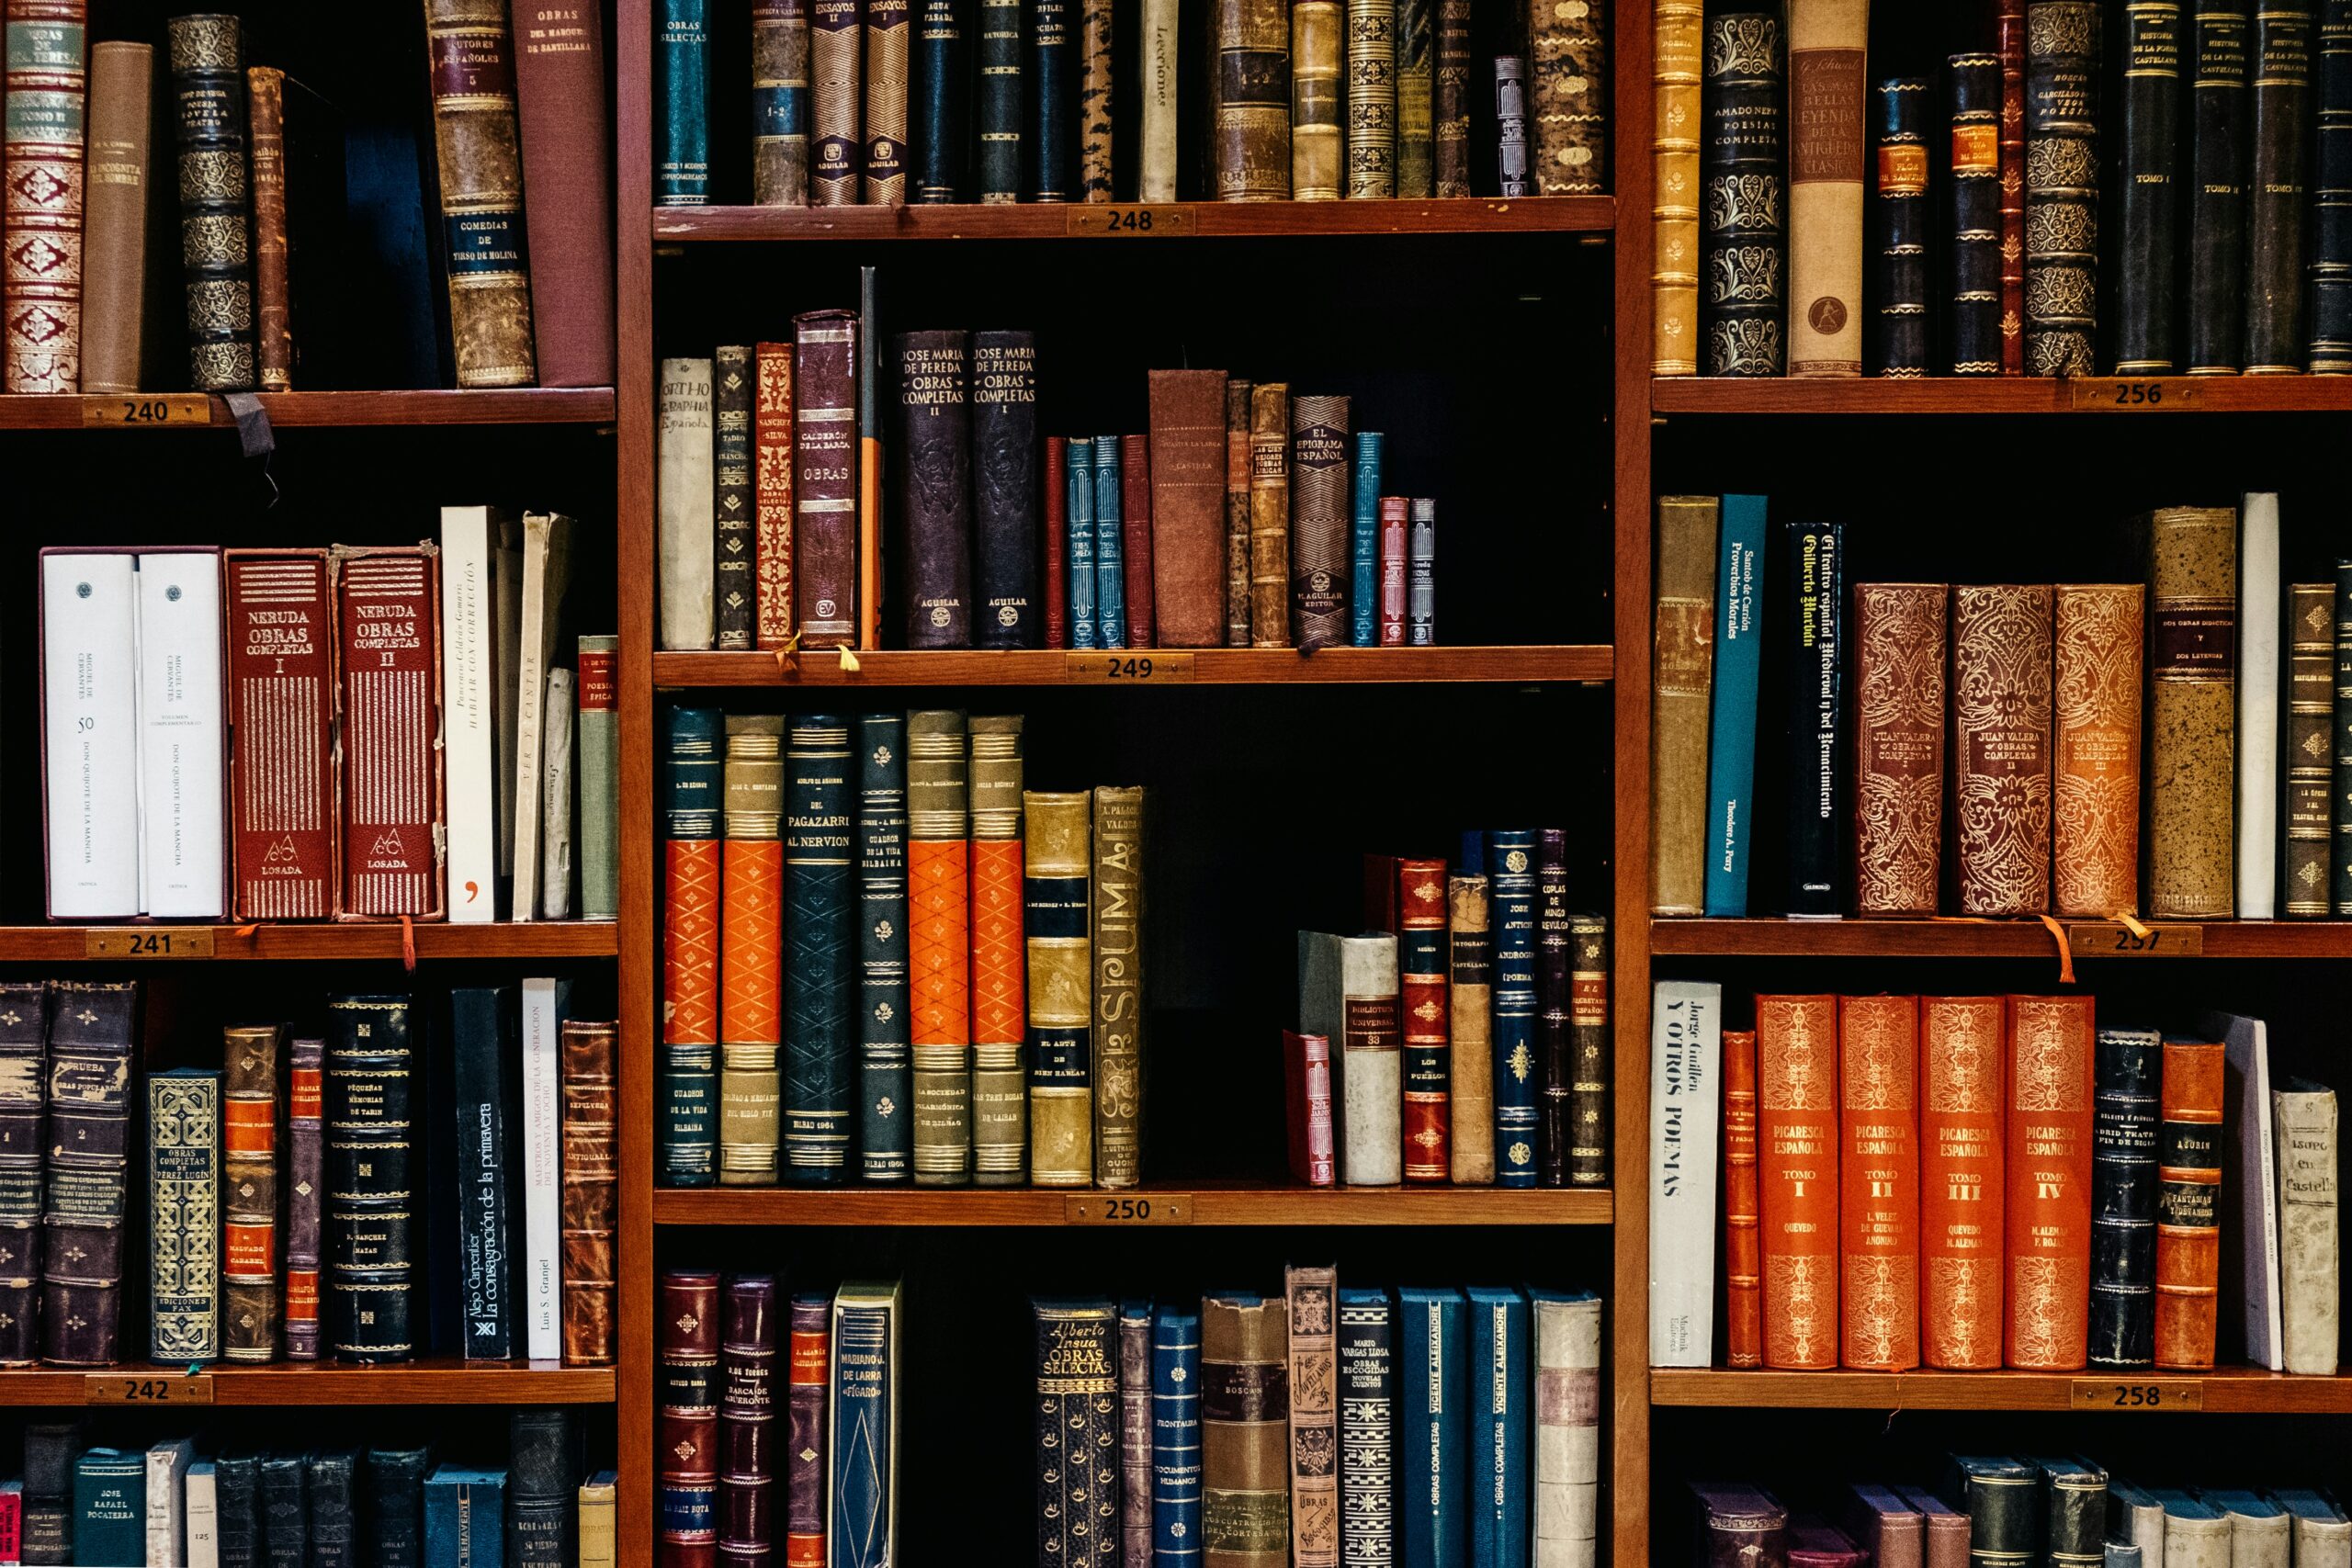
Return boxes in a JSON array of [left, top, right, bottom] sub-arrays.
[[2065, 922, 2203, 958], [86, 1372, 216, 1405], [81, 395, 211, 427], [2069, 378, 2200, 412], [1064, 1193, 1192, 1224], [85, 929, 218, 960], [1066, 205, 1190, 238], [1065, 651, 1195, 683], [2070, 1379, 2202, 1411]]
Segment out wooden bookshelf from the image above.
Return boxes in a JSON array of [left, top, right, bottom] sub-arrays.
[[653, 644, 1615, 688], [655, 1183, 1615, 1227], [0, 923, 619, 963], [655, 195, 1616, 243], [1650, 1369, 2352, 1415], [0, 1360, 616, 1407], [0, 388, 616, 429], [1649, 919, 2352, 960], [1651, 375, 2352, 416]]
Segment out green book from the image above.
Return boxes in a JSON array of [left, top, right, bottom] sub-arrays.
[[577, 635, 620, 921]]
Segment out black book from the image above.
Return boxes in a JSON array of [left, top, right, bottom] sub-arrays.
[[366, 1447, 430, 1568], [214, 1450, 264, 1568], [0, 981, 48, 1369], [2312, 0, 2352, 370], [2088, 1028, 2160, 1369], [307, 1451, 359, 1568], [451, 986, 521, 1360], [2113, 2, 2183, 372], [915, 0, 969, 200], [977, 0, 1023, 199], [40, 982, 138, 1370], [165, 13, 259, 390], [508, 1407, 584, 1566], [2186, 0, 2251, 371], [261, 1453, 310, 1568], [1949, 53, 2004, 373], [2245, 2, 2317, 371], [18, 1419, 81, 1566], [894, 330, 975, 649], [1940, 1457, 2038, 1564], [1700, 6, 1786, 376], [971, 330, 1040, 649], [1030, 0, 1073, 199], [2033, 1456, 2109, 1568], [326, 995, 417, 1363], [1779, 521, 1845, 917], [1872, 76, 1930, 376]]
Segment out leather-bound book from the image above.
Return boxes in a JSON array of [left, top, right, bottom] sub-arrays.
[[1786, 0, 1867, 377], [367, 1448, 428, 1567], [914, 0, 967, 201], [422, 0, 538, 387], [1121, 1300, 1154, 1567], [149, 1068, 222, 1363], [1226, 380, 1255, 644], [2089, 1028, 2160, 1369], [257, 1454, 309, 1563], [560, 1020, 617, 1363], [1702, 9, 1786, 377], [973, 0, 1021, 201], [221, 1024, 281, 1362], [1487, 830, 1540, 1189], [1216, 0, 1291, 197], [3, 0, 85, 392], [1566, 913, 1609, 1189], [1284, 1029, 1336, 1184], [20, 1420, 81, 1562], [1838, 994, 1919, 1371], [1045, 437, 1069, 647], [224, 550, 336, 919], [1285, 1268, 1340, 1566], [1093, 434, 1130, 648], [1204, 1293, 1291, 1568], [1080, 0, 1114, 198], [325, 996, 417, 1363], [285, 1034, 323, 1359], [2004, 994, 2095, 1370], [1757, 994, 1838, 1369], [1845, 1485, 1922, 1568], [1033, 1299, 1121, 1563], [1394, 0, 1432, 195], [1398, 859, 1451, 1183], [659, 1269, 721, 1562], [1690, 1484, 1787, 1568], [793, 309, 861, 648], [2314, 2, 2352, 369], [655, 0, 709, 206], [2037, 1459, 2108, 1568], [1723, 1027, 1762, 1367], [0, 983, 44, 1369], [80, 41, 151, 394], [1147, 369, 1229, 649], [2023, 1, 2099, 376], [1652, 0, 1702, 374], [785, 1292, 829, 1565], [1941, 1460, 2035, 1568], [1378, 497, 1408, 645], [1952, 585, 2053, 916], [1947, 53, 2002, 374], [973, 332, 1039, 648], [1091, 785, 1147, 1187], [2339, 561, 2352, 914], [660, 355, 717, 651], [2143, 507, 2237, 918], [1293, 0, 1343, 198], [1027, 791, 1093, 1186], [784, 716, 855, 1185], [1447, 859, 1495, 1185], [167, 13, 258, 391], [1791, 1519, 1865, 1568], [1433, 0, 1470, 195], [247, 64, 292, 391], [754, 343, 797, 648], [1996, 0, 2029, 372], [894, 331, 973, 647], [720, 1276, 776, 1562], [1248, 384, 1293, 646], [1527, 1292, 1598, 1568], [2287, 583, 2335, 914], [857, 713, 913, 1182], [1852, 583, 1947, 917], [2245, 4, 2316, 370], [821, 1288, 896, 1566], [2052, 584, 2143, 918], [2114, 3, 2183, 372], [1290, 395, 1351, 650], [1649, 497, 1718, 917], [1122, 434, 1156, 647], [714, 346, 756, 650], [1894, 1488, 1966, 1568], [41, 982, 135, 1369], [2272, 1081, 2340, 1372], [1533, 838, 1572, 1187], [811, 0, 861, 202], [2187, 1, 2251, 371], [2211, 1495, 2292, 1568], [1351, 434, 1383, 646], [1349, 0, 1396, 195], [508, 1411, 581, 1566], [865, 0, 910, 204], [1497, 55, 1532, 194], [753, 0, 812, 206], [969, 716, 1028, 1185], [334, 546, 445, 919], [662, 707, 725, 1188], [909, 710, 973, 1186], [1528, 0, 1602, 194], [1872, 77, 1928, 375], [1033, 0, 1073, 198], [2154, 1036, 2222, 1368]]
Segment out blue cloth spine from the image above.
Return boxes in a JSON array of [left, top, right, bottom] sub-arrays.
[[1351, 433, 1384, 647], [655, 0, 711, 205], [1068, 440, 1099, 648], [1092, 434, 1127, 649]]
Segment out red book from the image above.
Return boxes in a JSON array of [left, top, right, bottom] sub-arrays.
[[1378, 497, 1408, 645], [1397, 857, 1450, 1183], [1995, 0, 2027, 376], [2154, 1038, 2223, 1370], [1917, 996, 2007, 1369], [511, 0, 616, 386], [754, 341, 797, 648], [0, 1471, 17, 1557], [1838, 995, 1919, 1371], [1121, 432, 1155, 648], [1045, 435, 1069, 649], [334, 545, 444, 918], [1283, 1028, 1335, 1186], [2003, 993, 2094, 1370], [1722, 1028, 1761, 1368], [225, 549, 338, 919], [1757, 994, 1839, 1369]]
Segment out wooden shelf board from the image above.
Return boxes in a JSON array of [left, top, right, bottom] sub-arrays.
[[655, 197, 1615, 243], [654, 1183, 1613, 1226], [0, 389, 616, 429], [1650, 1367, 2352, 1413], [1650, 918, 2352, 959], [1651, 376, 2352, 416], [0, 923, 619, 962], [654, 645, 1614, 687], [2, 1359, 616, 1406]]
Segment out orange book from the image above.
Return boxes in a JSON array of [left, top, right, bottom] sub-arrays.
[[1757, 995, 1839, 1370], [665, 838, 723, 1048], [2003, 994, 2095, 1370], [719, 839, 783, 1043], [1838, 995, 1920, 1371], [2154, 1038, 2224, 1370], [1917, 997, 2007, 1369], [910, 840, 972, 1055], [1722, 1028, 1762, 1369]]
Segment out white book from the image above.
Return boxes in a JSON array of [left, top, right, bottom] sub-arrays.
[[2209, 1010, 2283, 1369], [2109, 1481, 2166, 1568], [440, 506, 513, 922], [184, 1460, 219, 1568], [658, 355, 717, 651], [134, 552, 225, 919], [144, 1436, 194, 1565], [42, 551, 142, 918], [2236, 491, 2279, 917], [494, 516, 524, 883], [521, 975, 570, 1360], [2271, 1078, 2340, 1374], [512, 511, 575, 922], [539, 668, 576, 920], [1532, 1291, 1600, 1568], [1648, 978, 1722, 1367], [1138, 0, 1179, 200]]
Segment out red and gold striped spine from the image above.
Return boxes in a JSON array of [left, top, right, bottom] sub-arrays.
[[1397, 857, 1451, 1183]]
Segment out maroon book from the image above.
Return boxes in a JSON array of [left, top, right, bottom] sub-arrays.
[[226, 550, 338, 919], [792, 309, 860, 649], [1121, 432, 1155, 648], [1789, 1517, 1866, 1568], [1045, 436, 1069, 649], [1283, 1029, 1334, 1186], [334, 545, 444, 918], [512, 2, 616, 387], [719, 1274, 776, 1562], [661, 1269, 721, 1565]]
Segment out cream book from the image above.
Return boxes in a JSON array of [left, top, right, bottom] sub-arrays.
[[43, 551, 142, 918], [135, 551, 225, 919], [441, 506, 515, 921], [521, 975, 570, 1360], [659, 355, 717, 650], [2235, 492, 2279, 918], [1648, 978, 1722, 1366], [539, 668, 576, 921], [513, 511, 574, 920]]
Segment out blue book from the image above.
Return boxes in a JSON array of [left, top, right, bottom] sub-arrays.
[[1702, 496, 1768, 916], [450, 986, 519, 1359], [1068, 441, 1100, 649], [831, 1281, 902, 1568], [1464, 1287, 1530, 1568], [1151, 1305, 1204, 1563], [856, 713, 913, 1183], [341, 123, 443, 389], [74, 1448, 145, 1568], [655, 0, 711, 206], [1030, 0, 1073, 198], [915, 0, 969, 199], [1092, 434, 1128, 649], [148, 1066, 222, 1363], [786, 716, 856, 1185], [1337, 1287, 1395, 1566], [1351, 433, 1385, 646], [660, 706, 725, 1187], [424, 1465, 506, 1568], [1485, 830, 1541, 1189], [1396, 1287, 1466, 1568]]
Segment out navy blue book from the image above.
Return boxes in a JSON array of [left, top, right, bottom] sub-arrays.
[[1486, 830, 1541, 1189], [1152, 1305, 1203, 1562], [423, 1466, 505, 1568], [1351, 433, 1384, 647], [1702, 495, 1768, 917], [450, 986, 520, 1359], [366, 1448, 429, 1568], [656, 0, 713, 205], [1030, 0, 1072, 198], [914, 0, 968, 200], [786, 716, 856, 1185], [662, 706, 726, 1188], [72, 1449, 143, 1567], [261, 1453, 308, 1565], [1464, 1286, 1530, 1568], [1092, 434, 1128, 648], [1068, 439, 1100, 648], [976, 0, 1023, 200], [857, 713, 914, 1183], [1779, 521, 1846, 916], [831, 1281, 902, 1568], [1396, 1286, 1465, 1568], [306, 1451, 357, 1568], [1338, 1287, 1396, 1566]]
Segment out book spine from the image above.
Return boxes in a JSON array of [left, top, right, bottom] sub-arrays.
[[829, 1291, 897, 1567], [1952, 585, 2054, 915], [1378, 499, 1407, 644], [1349, 433, 1383, 647], [1702, 498, 1768, 916], [3, 0, 85, 392], [663, 707, 725, 1187], [2024, 1, 2100, 375], [1396, 1290, 1461, 1567], [334, 547, 444, 918], [720, 1277, 776, 1562], [221, 1028, 280, 1362], [1566, 916, 1609, 1189], [1433, 0, 1470, 194], [1532, 838, 1572, 1188], [1873, 77, 1929, 376], [2146, 508, 2239, 918], [974, 332, 1040, 646], [1395, 0, 1432, 195], [812, 0, 861, 202], [325, 998, 416, 1363], [1035, 1302, 1122, 1562], [2116, 3, 2184, 371], [1033, 0, 1072, 198], [2272, 1086, 2340, 1372], [2314, 0, 2352, 368], [785, 1295, 828, 1564], [2188, 0, 2252, 370], [2288, 583, 2335, 915], [1723, 1029, 1761, 1367], [560, 1021, 618, 1364], [1154, 1307, 1204, 1559], [2003, 995, 2095, 1370], [792, 310, 860, 646], [1337, 1291, 1395, 1562], [1215, 0, 1290, 198], [2240, 492, 2283, 917], [134, 550, 227, 920], [1045, 437, 1069, 647], [284, 1036, 323, 1360], [1465, 1289, 1528, 1568], [1348, 0, 1396, 196], [1498, 55, 1532, 194], [1398, 860, 1451, 1184], [1284, 1029, 1337, 1185], [576, 637, 620, 919], [1786, 0, 1867, 376], [857, 714, 913, 1183], [1287, 1269, 1340, 1566], [1292, 0, 1343, 199], [1757, 994, 1838, 1369], [0, 987, 44, 1370], [2246, 3, 2317, 369], [1204, 1294, 1293, 1567], [423, 0, 537, 387], [1145, 368, 1229, 649], [1120, 1303, 1155, 1567], [1407, 500, 1435, 644], [1139, 0, 1177, 199], [246, 67, 291, 391], [1249, 384, 1292, 646], [1781, 520, 1845, 914], [1026, 791, 1094, 1186], [2052, 584, 2144, 916], [1289, 396, 1351, 649], [1917, 998, 2006, 1368], [452, 995, 514, 1360], [167, 12, 256, 391], [916, 0, 968, 201], [78, 40, 150, 394], [2089, 1030, 2160, 1369], [659, 356, 718, 651], [1069, 438, 1099, 648], [1949, 53, 2003, 373], [308, 1451, 357, 1566], [40, 553, 137, 919], [754, 343, 798, 646], [716, 346, 757, 650], [1122, 433, 1156, 648], [752, 0, 812, 205], [1652, 0, 1702, 373], [1488, 830, 1540, 1189], [2338, 559, 2352, 912], [1094, 434, 1130, 648], [1838, 997, 1919, 1371], [1531, 1295, 1600, 1568], [1996, 0, 2029, 370], [1851, 582, 1946, 915], [970, 717, 1029, 1185], [1650, 497, 1720, 915], [1080, 0, 1114, 197], [895, 330, 974, 647], [225, 551, 337, 919], [2155, 1038, 2224, 1368], [656, 0, 712, 204], [150, 1071, 223, 1362], [1701, 10, 1786, 376], [1091, 786, 1146, 1186], [659, 1271, 720, 1559], [783, 717, 854, 1184], [910, 711, 973, 1186], [1222, 381, 1255, 644]]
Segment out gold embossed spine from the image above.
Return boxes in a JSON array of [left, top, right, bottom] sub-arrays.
[[2053, 583, 2144, 917], [1853, 583, 1948, 916], [1951, 584, 2054, 916], [1248, 382, 1293, 647], [2142, 507, 2237, 919], [1650, 496, 1719, 916], [1025, 791, 1095, 1187]]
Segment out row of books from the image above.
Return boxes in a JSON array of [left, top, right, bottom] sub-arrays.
[[0, 6, 612, 394], [1651, 497, 2350, 921], [657, 0, 1606, 207], [657, 334, 1445, 655], [4, 1413, 610, 1568], [40, 520, 616, 924], [659, 706, 1152, 1188], [1291, 839, 1611, 1190], [1645, 985, 2341, 1375], [0, 979, 616, 1371], [1689, 1470, 2349, 1568]]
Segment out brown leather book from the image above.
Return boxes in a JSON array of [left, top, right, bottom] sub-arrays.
[[1284, 1264, 1339, 1564], [1723, 1026, 1762, 1367], [1122, 434, 1156, 648], [423, 0, 538, 388], [1215, 0, 1292, 198], [247, 66, 292, 392], [2052, 583, 2144, 918], [793, 309, 861, 648], [1203, 1292, 1290, 1567], [1529, 0, 1606, 193], [2143, 507, 2237, 919], [513, 0, 617, 386], [754, 342, 797, 648], [1446, 871, 1494, 1184], [2154, 1037, 2222, 1370], [1080, 0, 1114, 199], [1290, 394, 1351, 651], [1432, 0, 1469, 195], [1291, 0, 1343, 199], [1148, 369, 1230, 648], [1649, 496, 1719, 917], [2285, 583, 2335, 916], [560, 1019, 618, 1365], [1248, 383, 1292, 648], [1758, 993, 1839, 1369], [220, 1023, 282, 1362], [1852, 584, 1948, 917], [1952, 585, 2053, 916], [80, 42, 153, 395], [1786, 0, 1869, 377], [1225, 378, 1254, 646], [1838, 995, 1919, 1371]]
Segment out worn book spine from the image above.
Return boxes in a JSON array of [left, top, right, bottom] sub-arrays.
[[2155, 1037, 2223, 1368], [915, 0, 967, 201], [1080, 0, 1114, 197], [1147, 368, 1229, 649], [793, 309, 860, 647], [659, 1270, 720, 1559], [1949, 53, 2003, 373], [3, 0, 85, 389], [1873, 77, 1929, 375], [1787, 0, 1868, 376], [1723, 1028, 1761, 1367], [2145, 507, 2238, 918], [895, 330, 973, 647], [1069, 438, 1100, 647], [243, 65, 291, 392], [1563, 915, 1609, 1192], [1952, 585, 2054, 915], [1431, 0, 1469, 194], [1531, 1292, 1600, 1568], [1379, 502, 1413, 638], [2116, 3, 2184, 371], [560, 1021, 618, 1364], [78, 40, 148, 394], [1136, 0, 1174, 200], [1408, 501, 1441, 638], [2003, 994, 2095, 1370], [2089, 1028, 2160, 1369], [2052, 584, 2144, 917], [1528, 0, 1601, 195], [783, 717, 854, 1185], [2288, 583, 2336, 915], [2339, 559, 2352, 912], [2188, 0, 2252, 370], [969, 717, 1028, 1185], [1204, 1293, 1291, 1568], [752, 0, 812, 204], [1702, 8, 1786, 376], [974, 332, 1040, 647], [2024, 0, 2100, 375], [1852, 583, 1947, 916], [1226, 380, 1255, 644], [1649, 497, 1719, 916], [782, 1293, 828, 1563], [1122, 434, 1156, 648], [811, 0, 861, 201], [659, 356, 717, 651], [1398, 859, 1451, 1183], [1448, 869, 1495, 1185], [325, 997, 416, 1362], [1757, 994, 1839, 1369], [2272, 1080, 2341, 1372], [577, 637, 620, 920], [334, 547, 444, 918], [1248, 383, 1293, 646], [1045, 438, 1069, 647], [508, 1411, 580, 1566], [656, 0, 711, 205], [1497, 54, 1532, 194], [2315, 0, 2352, 368], [1348, 0, 1396, 195], [1334, 1291, 1389, 1564], [1094, 435, 1130, 648], [1091, 786, 1146, 1187], [1024, 791, 1093, 1186], [1652, 0, 1702, 373], [1996, 0, 2029, 370], [1293, 0, 1343, 198], [1350, 433, 1383, 647], [1781, 520, 1846, 914], [224, 551, 338, 919], [1290, 395, 1351, 650], [149, 1069, 222, 1363], [856, 713, 913, 1183], [865, 0, 910, 202], [1110, 1302, 1150, 1568], [1394, 0, 1432, 194], [1532, 837, 1572, 1188], [662, 707, 725, 1188], [423, 0, 537, 387], [2246, 2, 2316, 369], [1216, 0, 1291, 197], [719, 1275, 775, 1561], [716, 346, 756, 649], [166, 13, 258, 391], [220, 1026, 281, 1362], [0, 985, 44, 1370], [909, 711, 973, 1186], [1284, 1028, 1335, 1184], [1284, 1268, 1340, 1566], [1033, 0, 1072, 197], [1487, 830, 1539, 1189], [284, 1035, 322, 1359]]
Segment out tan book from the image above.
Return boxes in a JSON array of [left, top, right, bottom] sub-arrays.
[[1447, 873, 1495, 1184], [1203, 1292, 1291, 1567], [1292, 0, 1344, 199], [1249, 383, 1293, 648], [1951, 585, 2052, 916], [1851, 584, 1947, 916], [1091, 786, 1146, 1187], [1649, 496, 1719, 916], [80, 43, 154, 395], [718, 715, 786, 1187], [2285, 584, 2335, 917], [2143, 507, 2237, 919], [1215, 0, 1291, 197], [1026, 791, 1095, 1186], [1651, 0, 1703, 374], [1284, 1265, 1339, 1566], [2272, 1079, 2340, 1374], [2052, 584, 2144, 917], [1785, 0, 1869, 376]]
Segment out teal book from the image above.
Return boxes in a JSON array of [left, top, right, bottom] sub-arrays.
[[1396, 1286, 1466, 1568], [784, 716, 855, 1185], [73, 1448, 145, 1568], [1069, 441, 1099, 649], [857, 713, 914, 1183], [831, 1280, 902, 1568], [656, 0, 712, 206], [1351, 433, 1385, 647], [424, 1465, 507, 1568], [1702, 495, 1767, 916], [1464, 1286, 1530, 1568], [1092, 434, 1128, 649], [148, 1067, 222, 1363]]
